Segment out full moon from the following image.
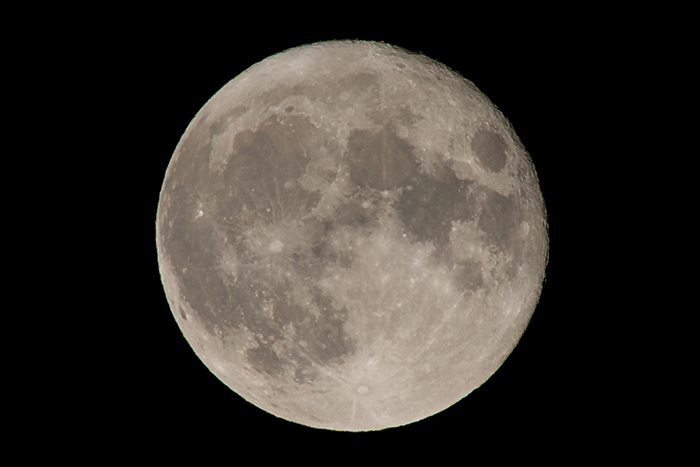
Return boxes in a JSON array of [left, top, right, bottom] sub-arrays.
[[156, 40, 548, 431]]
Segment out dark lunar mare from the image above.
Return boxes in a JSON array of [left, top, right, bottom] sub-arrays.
[[346, 125, 415, 191], [393, 163, 473, 259], [159, 110, 359, 382], [471, 129, 508, 172]]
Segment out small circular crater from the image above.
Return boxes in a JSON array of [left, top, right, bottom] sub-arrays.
[[268, 239, 284, 253], [284, 105, 294, 113], [520, 221, 530, 236]]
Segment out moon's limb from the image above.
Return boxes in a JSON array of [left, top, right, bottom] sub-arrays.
[[156, 40, 548, 431]]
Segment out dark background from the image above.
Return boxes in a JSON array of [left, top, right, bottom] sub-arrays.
[[46, 9, 660, 458]]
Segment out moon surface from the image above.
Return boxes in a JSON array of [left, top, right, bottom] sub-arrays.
[[156, 40, 548, 431]]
